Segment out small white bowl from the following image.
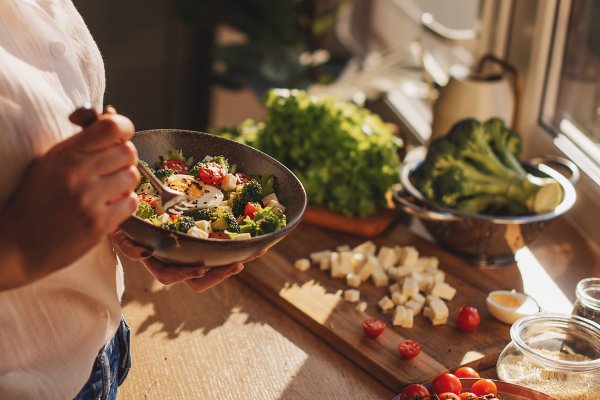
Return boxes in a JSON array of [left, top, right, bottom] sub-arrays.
[[486, 290, 541, 325]]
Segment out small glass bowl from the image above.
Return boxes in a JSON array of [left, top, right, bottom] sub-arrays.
[[497, 313, 600, 399]]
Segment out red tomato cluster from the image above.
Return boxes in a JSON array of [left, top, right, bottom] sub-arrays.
[[398, 367, 498, 400]]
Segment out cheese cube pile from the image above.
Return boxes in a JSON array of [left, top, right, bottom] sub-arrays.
[[295, 241, 458, 328]]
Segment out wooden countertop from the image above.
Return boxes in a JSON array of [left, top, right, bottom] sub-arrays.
[[119, 217, 599, 399]]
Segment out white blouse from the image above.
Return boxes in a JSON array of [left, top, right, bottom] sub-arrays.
[[0, 1, 124, 398]]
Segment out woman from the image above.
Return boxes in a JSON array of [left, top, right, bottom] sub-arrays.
[[0, 1, 261, 398]]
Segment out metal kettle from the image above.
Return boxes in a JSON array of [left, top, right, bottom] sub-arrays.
[[431, 55, 521, 141]]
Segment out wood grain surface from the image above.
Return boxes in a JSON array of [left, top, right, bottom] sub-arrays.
[[118, 257, 395, 399], [240, 223, 512, 393], [117, 216, 599, 399]]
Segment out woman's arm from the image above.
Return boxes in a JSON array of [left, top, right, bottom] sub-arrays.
[[0, 112, 139, 291]]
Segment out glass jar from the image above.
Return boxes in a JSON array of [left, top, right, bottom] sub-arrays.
[[572, 277, 600, 325], [496, 313, 600, 399]]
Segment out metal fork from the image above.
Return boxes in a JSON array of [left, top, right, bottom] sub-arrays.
[[69, 106, 195, 215]]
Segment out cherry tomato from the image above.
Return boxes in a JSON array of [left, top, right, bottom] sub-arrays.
[[454, 367, 480, 379], [438, 393, 461, 400], [162, 158, 188, 174], [471, 379, 498, 397], [236, 172, 251, 183], [431, 373, 462, 395], [397, 339, 421, 359], [455, 306, 481, 333], [168, 214, 180, 221], [199, 162, 226, 185], [208, 232, 229, 239], [138, 193, 158, 206], [362, 319, 386, 339], [459, 392, 478, 400], [244, 202, 260, 219], [399, 384, 430, 400]]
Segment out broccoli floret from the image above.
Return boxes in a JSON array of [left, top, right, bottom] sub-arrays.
[[256, 174, 275, 197], [211, 209, 240, 232], [231, 179, 263, 216], [177, 216, 196, 233], [483, 118, 526, 178], [163, 215, 196, 233], [155, 168, 174, 181], [251, 206, 286, 235], [187, 208, 213, 221], [210, 155, 229, 171], [135, 201, 156, 219], [239, 216, 257, 235], [417, 118, 563, 215]]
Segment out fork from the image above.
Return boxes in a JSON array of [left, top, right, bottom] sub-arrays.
[[69, 106, 195, 215]]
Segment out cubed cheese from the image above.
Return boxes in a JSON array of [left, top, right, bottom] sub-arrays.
[[294, 258, 311, 271], [319, 257, 331, 271], [346, 273, 361, 288], [309, 249, 331, 264], [430, 282, 457, 301], [405, 299, 424, 315], [377, 246, 397, 269], [339, 251, 354, 276], [432, 270, 445, 283], [265, 199, 286, 213], [351, 252, 366, 270], [187, 226, 209, 239], [397, 246, 419, 266], [353, 240, 377, 256], [158, 213, 171, 224], [411, 292, 426, 304], [234, 233, 252, 240], [371, 267, 389, 287], [336, 244, 351, 252], [194, 220, 213, 233], [393, 306, 407, 326], [411, 271, 434, 292], [329, 252, 343, 278], [344, 289, 360, 302], [394, 264, 424, 279], [355, 301, 368, 312], [378, 295, 394, 311], [424, 306, 448, 325], [426, 295, 449, 320], [402, 277, 419, 297], [357, 255, 378, 281], [221, 173, 238, 191], [389, 282, 401, 294], [392, 291, 408, 305], [261, 193, 278, 205], [416, 256, 439, 270]]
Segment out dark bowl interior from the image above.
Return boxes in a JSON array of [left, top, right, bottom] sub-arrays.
[[120, 129, 307, 267]]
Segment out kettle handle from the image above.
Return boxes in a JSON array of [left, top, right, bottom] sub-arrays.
[[477, 54, 522, 130]]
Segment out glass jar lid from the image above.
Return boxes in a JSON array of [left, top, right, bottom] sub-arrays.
[[576, 277, 600, 311], [511, 313, 600, 373]]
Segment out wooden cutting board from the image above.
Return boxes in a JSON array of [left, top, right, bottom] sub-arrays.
[[240, 222, 511, 393]]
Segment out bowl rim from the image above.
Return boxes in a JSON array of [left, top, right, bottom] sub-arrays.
[[129, 129, 307, 243], [400, 157, 577, 224]]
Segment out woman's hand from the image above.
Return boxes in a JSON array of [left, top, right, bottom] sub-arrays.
[[0, 111, 139, 290], [111, 230, 266, 293]]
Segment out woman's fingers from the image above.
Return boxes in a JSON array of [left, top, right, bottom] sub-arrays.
[[97, 165, 140, 203], [141, 258, 206, 286], [185, 263, 244, 293], [110, 230, 152, 260], [71, 114, 135, 153], [105, 192, 138, 232], [92, 141, 138, 177]]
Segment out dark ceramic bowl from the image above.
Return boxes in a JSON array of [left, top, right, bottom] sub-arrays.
[[120, 129, 307, 267]]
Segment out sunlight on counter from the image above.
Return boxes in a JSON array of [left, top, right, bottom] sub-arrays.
[[515, 247, 573, 314]]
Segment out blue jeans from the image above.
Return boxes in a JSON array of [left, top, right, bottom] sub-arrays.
[[74, 318, 132, 400]]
